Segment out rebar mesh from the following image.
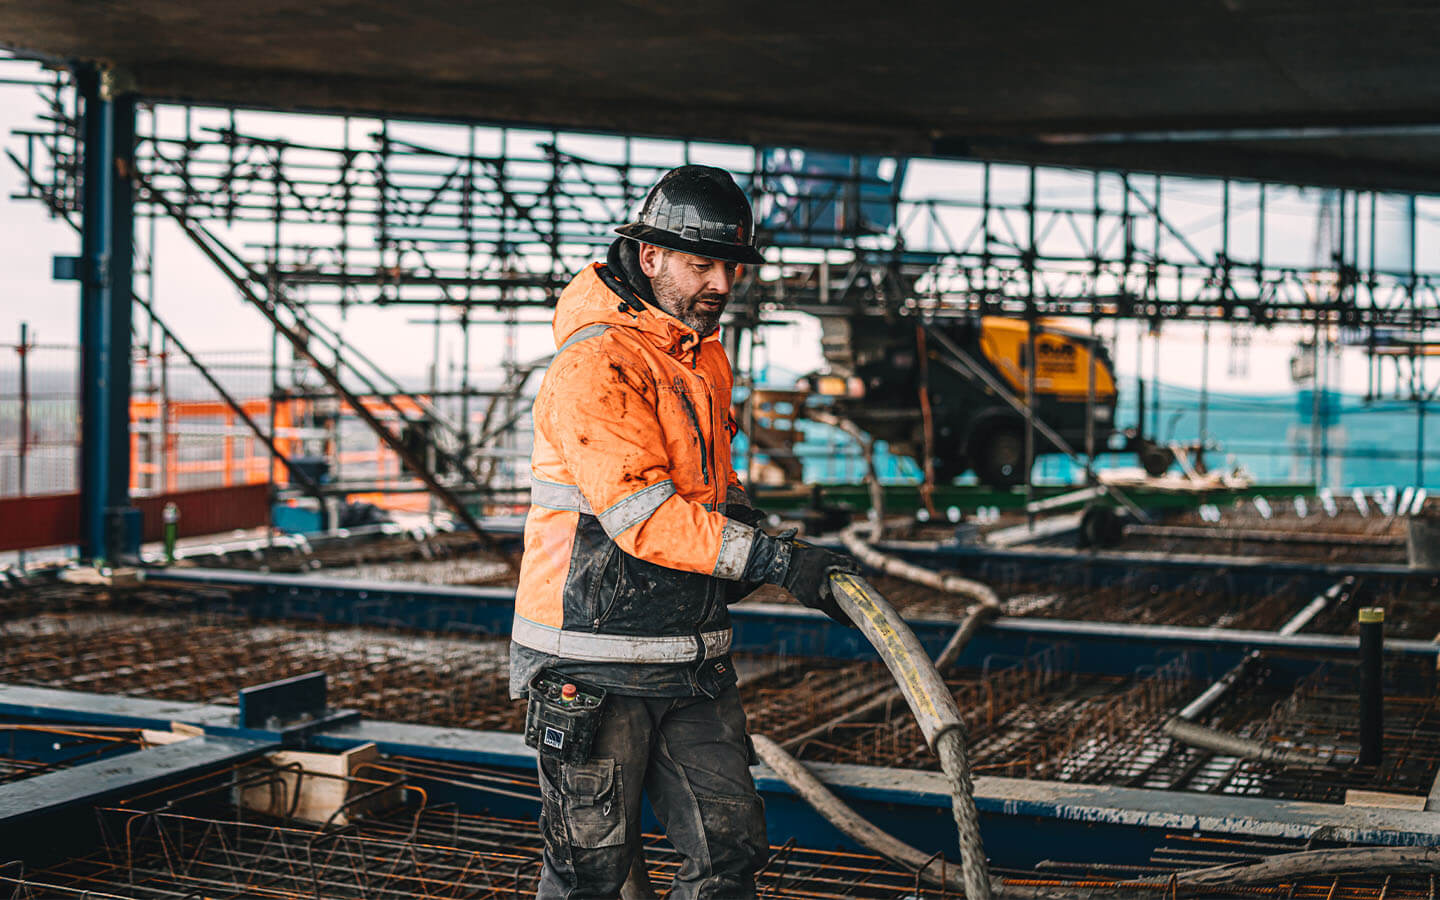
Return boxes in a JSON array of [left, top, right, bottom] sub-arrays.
[[6, 580, 1439, 805], [1300, 580, 1440, 639], [749, 650, 1198, 778], [1069, 656, 1440, 803], [744, 572, 1313, 630], [0, 612, 524, 732], [5, 756, 1437, 899], [2, 758, 972, 900], [738, 647, 1440, 805], [170, 528, 519, 582], [1110, 499, 1413, 565], [1017, 832, 1439, 900]]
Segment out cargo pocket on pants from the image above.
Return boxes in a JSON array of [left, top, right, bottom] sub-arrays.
[[694, 791, 768, 875], [537, 758, 569, 855], [561, 758, 626, 849]]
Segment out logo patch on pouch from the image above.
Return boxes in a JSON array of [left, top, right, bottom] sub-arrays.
[[543, 726, 566, 750]]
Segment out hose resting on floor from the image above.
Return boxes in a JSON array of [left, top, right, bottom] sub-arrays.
[[826, 571, 993, 900], [750, 733, 969, 893]]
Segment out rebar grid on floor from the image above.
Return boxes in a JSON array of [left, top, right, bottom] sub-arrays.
[[1013, 579, 1305, 630], [0, 809, 965, 899], [5, 756, 1436, 899], [184, 530, 518, 583], [1020, 832, 1439, 900], [744, 648, 1191, 776], [1245, 658, 1440, 800], [1115, 500, 1413, 565], [972, 655, 1195, 781], [786, 648, 1075, 769], [0, 582, 116, 624], [1072, 656, 1440, 803], [743, 646, 1440, 804], [825, 572, 1310, 630], [740, 659, 898, 741], [3, 759, 970, 900], [1168, 501, 1409, 538], [0, 613, 525, 732], [1120, 530, 1409, 565], [1300, 580, 1440, 639]]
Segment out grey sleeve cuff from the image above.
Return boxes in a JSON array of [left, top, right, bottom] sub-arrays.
[[712, 519, 758, 580]]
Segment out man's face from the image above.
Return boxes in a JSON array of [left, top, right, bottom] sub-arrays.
[[638, 245, 739, 337]]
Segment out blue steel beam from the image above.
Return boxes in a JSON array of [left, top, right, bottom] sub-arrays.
[[3, 684, 1438, 871], [0, 732, 273, 822], [0, 731, 276, 865], [140, 568, 1440, 679]]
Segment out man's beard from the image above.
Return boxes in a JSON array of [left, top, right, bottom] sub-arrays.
[[651, 267, 726, 336]]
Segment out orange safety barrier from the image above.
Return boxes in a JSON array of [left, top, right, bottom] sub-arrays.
[[1, 397, 433, 553], [128, 394, 426, 509]]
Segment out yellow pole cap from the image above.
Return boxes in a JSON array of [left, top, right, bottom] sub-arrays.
[[1358, 607, 1385, 624]]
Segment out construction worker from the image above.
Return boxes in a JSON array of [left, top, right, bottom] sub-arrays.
[[511, 165, 861, 899]]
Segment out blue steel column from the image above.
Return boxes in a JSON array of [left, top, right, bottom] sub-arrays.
[[76, 63, 114, 562], [76, 65, 138, 562], [107, 91, 138, 542]]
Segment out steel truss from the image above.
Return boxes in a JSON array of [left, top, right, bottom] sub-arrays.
[[5, 56, 1439, 510], [9, 68, 1440, 333]]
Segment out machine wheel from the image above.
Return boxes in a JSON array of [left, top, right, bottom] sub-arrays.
[[1078, 505, 1125, 548], [932, 450, 969, 483], [1138, 441, 1175, 478], [973, 426, 1027, 488]]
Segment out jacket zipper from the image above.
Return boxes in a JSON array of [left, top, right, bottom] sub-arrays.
[[691, 361, 722, 505], [693, 579, 716, 664], [678, 390, 710, 486], [700, 370, 720, 507], [593, 546, 623, 631]]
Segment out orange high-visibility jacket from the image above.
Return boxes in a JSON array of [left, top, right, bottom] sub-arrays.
[[513, 262, 754, 665]]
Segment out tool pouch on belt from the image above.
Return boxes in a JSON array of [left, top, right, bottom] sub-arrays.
[[524, 671, 607, 764]]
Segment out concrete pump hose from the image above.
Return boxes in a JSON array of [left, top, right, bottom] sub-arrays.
[[750, 734, 969, 894], [840, 523, 1000, 608], [828, 571, 993, 900], [1161, 717, 1334, 768]]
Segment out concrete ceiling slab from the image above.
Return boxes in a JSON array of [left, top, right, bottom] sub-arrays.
[[6, 2, 1440, 190]]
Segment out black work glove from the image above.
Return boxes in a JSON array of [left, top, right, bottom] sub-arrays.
[[725, 504, 768, 528], [723, 506, 770, 604], [779, 536, 861, 627]]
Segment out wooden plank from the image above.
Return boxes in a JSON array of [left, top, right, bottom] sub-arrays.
[[1345, 789, 1427, 811]]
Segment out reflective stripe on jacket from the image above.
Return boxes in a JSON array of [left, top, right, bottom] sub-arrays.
[[514, 262, 753, 664]]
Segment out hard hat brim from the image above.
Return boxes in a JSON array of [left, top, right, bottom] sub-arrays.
[[615, 223, 765, 266]]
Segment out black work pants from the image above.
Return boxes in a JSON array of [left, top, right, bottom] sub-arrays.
[[535, 685, 768, 899]]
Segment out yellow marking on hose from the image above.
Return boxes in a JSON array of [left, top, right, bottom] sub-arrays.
[[831, 574, 941, 720]]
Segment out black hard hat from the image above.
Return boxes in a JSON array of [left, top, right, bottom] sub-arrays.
[[615, 165, 764, 265]]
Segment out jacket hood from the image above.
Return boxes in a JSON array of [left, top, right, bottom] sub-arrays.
[[552, 239, 720, 359]]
